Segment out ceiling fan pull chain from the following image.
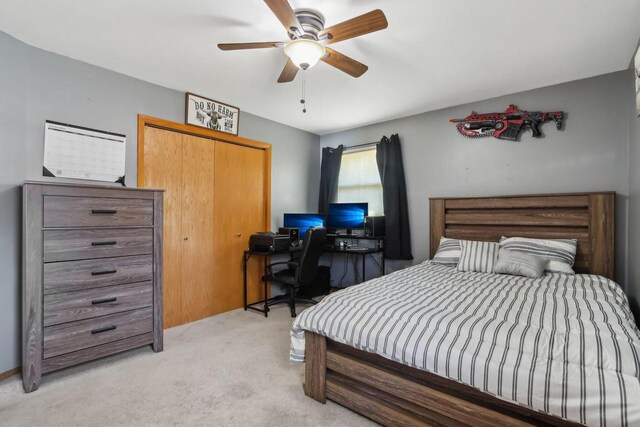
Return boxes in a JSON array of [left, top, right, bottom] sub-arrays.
[[300, 71, 307, 113]]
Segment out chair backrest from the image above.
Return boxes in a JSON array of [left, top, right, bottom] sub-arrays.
[[296, 226, 327, 285]]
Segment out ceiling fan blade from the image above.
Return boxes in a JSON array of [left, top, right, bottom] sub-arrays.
[[218, 42, 284, 51], [278, 58, 299, 83], [264, 0, 304, 36], [321, 48, 368, 78], [319, 9, 388, 45]]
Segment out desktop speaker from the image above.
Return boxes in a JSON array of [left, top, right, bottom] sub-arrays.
[[279, 227, 300, 246], [364, 216, 385, 237]]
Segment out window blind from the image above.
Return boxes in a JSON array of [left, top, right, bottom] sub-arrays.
[[337, 148, 383, 216]]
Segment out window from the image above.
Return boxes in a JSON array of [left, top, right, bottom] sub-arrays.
[[336, 148, 383, 215]]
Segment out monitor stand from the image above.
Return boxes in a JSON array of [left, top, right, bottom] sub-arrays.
[[345, 229, 353, 235]]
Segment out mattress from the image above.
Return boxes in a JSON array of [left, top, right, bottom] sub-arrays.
[[290, 262, 640, 426]]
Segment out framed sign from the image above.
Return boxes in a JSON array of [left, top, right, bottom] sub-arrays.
[[185, 92, 240, 135]]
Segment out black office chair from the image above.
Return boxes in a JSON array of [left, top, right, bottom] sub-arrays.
[[265, 226, 327, 317]]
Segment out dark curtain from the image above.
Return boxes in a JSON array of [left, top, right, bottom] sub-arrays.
[[376, 134, 413, 260], [317, 145, 344, 213]]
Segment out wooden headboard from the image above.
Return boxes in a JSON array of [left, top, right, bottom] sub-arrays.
[[429, 192, 615, 279]]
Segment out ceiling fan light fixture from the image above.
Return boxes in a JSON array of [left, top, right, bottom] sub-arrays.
[[284, 39, 325, 70]]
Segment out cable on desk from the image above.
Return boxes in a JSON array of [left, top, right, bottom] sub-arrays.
[[370, 255, 383, 273], [338, 253, 349, 287], [351, 254, 361, 283]]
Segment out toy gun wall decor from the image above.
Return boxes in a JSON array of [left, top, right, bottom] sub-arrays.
[[450, 105, 564, 141]]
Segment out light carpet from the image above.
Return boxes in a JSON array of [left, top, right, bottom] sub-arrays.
[[0, 306, 375, 426]]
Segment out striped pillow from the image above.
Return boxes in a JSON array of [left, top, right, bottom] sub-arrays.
[[499, 236, 577, 274], [431, 237, 461, 267], [456, 240, 499, 273], [494, 249, 546, 278]]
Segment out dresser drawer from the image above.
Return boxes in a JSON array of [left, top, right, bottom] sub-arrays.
[[43, 196, 153, 228], [44, 282, 153, 327], [44, 255, 153, 294], [43, 308, 153, 359], [44, 228, 153, 262]]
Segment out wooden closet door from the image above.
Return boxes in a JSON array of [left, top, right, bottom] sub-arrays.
[[181, 135, 216, 323], [214, 142, 268, 312], [141, 127, 183, 328]]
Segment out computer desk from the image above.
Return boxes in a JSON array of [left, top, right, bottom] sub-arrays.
[[324, 234, 385, 285], [243, 235, 385, 317], [243, 246, 301, 317]]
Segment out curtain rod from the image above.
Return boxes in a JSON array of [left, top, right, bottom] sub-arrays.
[[344, 141, 379, 150]]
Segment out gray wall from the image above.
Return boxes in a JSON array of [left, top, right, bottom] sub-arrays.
[[321, 72, 631, 294], [0, 31, 320, 374], [627, 61, 640, 318], [0, 30, 28, 379]]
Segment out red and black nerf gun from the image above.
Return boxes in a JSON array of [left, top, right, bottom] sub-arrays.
[[450, 105, 564, 140]]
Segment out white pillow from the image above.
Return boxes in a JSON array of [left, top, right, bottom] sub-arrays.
[[494, 249, 546, 278], [431, 237, 461, 267], [456, 240, 499, 273], [499, 236, 577, 274]]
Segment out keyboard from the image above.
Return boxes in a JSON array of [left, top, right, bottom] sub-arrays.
[[323, 244, 370, 252]]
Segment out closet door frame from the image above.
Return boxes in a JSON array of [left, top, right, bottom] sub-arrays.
[[137, 115, 271, 232]]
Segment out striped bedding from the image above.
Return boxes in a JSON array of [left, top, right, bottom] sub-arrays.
[[290, 262, 640, 426]]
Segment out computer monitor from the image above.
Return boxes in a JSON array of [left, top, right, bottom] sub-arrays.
[[327, 202, 368, 234], [283, 213, 325, 238]]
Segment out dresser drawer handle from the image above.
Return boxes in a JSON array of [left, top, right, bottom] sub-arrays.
[[91, 209, 118, 215], [91, 269, 117, 276], [91, 325, 116, 334], [91, 297, 117, 305], [91, 241, 117, 246]]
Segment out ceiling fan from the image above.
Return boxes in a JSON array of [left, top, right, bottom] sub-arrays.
[[218, 0, 388, 83]]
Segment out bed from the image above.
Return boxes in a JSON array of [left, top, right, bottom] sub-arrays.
[[291, 192, 640, 426]]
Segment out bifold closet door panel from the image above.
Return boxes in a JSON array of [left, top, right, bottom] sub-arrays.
[[140, 119, 271, 327], [181, 135, 216, 323], [214, 142, 268, 312], [141, 126, 183, 329]]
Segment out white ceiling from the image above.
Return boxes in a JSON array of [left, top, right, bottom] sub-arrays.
[[1, 0, 639, 135]]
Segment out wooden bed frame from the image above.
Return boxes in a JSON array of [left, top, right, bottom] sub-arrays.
[[304, 192, 615, 426]]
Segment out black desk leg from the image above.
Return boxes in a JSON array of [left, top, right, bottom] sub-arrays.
[[362, 254, 366, 284], [243, 253, 248, 311], [263, 257, 269, 317]]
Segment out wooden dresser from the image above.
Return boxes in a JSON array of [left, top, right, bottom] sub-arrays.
[[22, 182, 164, 392]]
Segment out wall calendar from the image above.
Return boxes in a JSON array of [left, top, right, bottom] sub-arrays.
[[43, 120, 126, 184]]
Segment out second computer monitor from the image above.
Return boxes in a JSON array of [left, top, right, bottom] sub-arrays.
[[283, 213, 325, 238], [327, 202, 368, 234]]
